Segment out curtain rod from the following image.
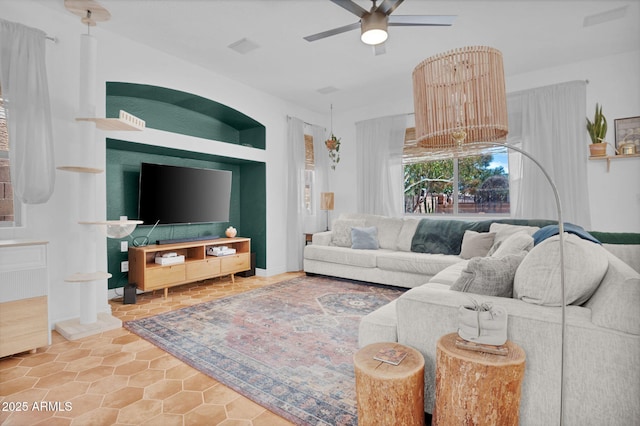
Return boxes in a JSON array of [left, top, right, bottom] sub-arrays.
[[45, 35, 57, 42], [287, 115, 326, 131]]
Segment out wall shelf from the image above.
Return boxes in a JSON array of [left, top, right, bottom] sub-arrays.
[[589, 153, 640, 172], [76, 110, 145, 131], [57, 166, 104, 174], [64, 271, 112, 283]]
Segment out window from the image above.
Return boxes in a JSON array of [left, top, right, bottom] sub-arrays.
[[403, 129, 510, 215], [303, 134, 315, 213], [0, 89, 15, 225]]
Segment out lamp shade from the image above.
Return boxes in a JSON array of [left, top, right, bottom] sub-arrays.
[[412, 46, 508, 152], [320, 192, 335, 211]]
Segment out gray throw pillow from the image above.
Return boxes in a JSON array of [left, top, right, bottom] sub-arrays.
[[459, 230, 496, 259], [351, 226, 379, 250], [451, 252, 527, 297]]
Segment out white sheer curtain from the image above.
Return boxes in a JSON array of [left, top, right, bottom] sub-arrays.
[[285, 116, 307, 271], [507, 80, 590, 227], [0, 19, 55, 204], [356, 115, 407, 217], [309, 123, 328, 231]]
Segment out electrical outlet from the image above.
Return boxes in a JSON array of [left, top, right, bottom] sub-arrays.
[[121, 261, 129, 272], [121, 241, 128, 252]]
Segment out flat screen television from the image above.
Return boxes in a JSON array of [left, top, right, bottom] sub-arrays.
[[138, 162, 232, 225]]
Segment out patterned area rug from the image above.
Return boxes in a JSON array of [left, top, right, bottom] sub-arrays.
[[124, 275, 405, 425]]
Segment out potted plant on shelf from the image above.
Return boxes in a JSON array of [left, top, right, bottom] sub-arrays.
[[586, 103, 608, 157], [325, 134, 341, 170]]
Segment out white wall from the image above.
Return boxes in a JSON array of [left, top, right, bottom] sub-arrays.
[[329, 50, 640, 232], [1, 1, 326, 327]]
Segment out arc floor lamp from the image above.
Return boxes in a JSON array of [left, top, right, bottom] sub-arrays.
[[412, 46, 567, 425]]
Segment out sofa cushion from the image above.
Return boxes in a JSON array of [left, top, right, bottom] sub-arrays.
[[451, 252, 527, 297], [377, 251, 462, 276], [304, 245, 378, 268], [331, 218, 366, 247], [585, 252, 640, 335], [490, 232, 534, 258], [351, 226, 379, 250], [376, 217, 405, 250], [514, 234, 609, 306], [459, 230, 496, 259], [396, 218, 421, 252], [428, 261, 469, 287]]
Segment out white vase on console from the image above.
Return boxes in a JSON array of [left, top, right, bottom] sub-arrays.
[[225, 226, 237, 238]]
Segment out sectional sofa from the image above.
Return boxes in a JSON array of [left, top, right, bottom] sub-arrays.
[[303, 213, 640, 426]]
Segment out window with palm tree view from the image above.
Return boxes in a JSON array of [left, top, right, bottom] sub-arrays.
[[404, 149, 510, 215]]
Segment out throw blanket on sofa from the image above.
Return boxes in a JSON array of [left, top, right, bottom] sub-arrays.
[[410, 218, 559, 255], [411, 219, 493, 255]]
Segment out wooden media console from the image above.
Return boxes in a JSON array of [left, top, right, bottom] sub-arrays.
[[128, 237, 251, 298]]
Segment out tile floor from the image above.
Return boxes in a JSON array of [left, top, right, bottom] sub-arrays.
[[0, 272, 304, 426]]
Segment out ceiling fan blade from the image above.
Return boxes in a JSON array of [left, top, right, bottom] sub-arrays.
[[330, 0, 369, 18], [376, 0, 405, 16], [304, 22, 361, 42], [373, 43, 386, 56], [388, 15, 456, 26]]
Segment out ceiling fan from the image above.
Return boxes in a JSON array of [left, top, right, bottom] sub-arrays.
[[304, 0, 456, 54]]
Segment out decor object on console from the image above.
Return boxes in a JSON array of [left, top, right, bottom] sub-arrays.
[[586, 103, 608, 157], [320, 191, 334, 231], [412, 46, 568, 424], [225, 226, 237, 238]]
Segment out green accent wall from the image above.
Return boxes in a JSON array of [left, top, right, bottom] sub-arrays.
[[106, 82, 265, 149], [105, 83, 266, 290]]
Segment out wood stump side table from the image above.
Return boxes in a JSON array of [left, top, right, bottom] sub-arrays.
[[354, 342, 425, 426], [433, 333, 526, 426]]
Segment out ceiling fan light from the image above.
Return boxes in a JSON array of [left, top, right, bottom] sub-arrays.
[[361, 12, 388, 45]]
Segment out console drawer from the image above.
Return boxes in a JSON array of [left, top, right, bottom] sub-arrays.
[[187, 258, 221, 280], [146, 264, 186, 288], [220, 253, 250, 274]]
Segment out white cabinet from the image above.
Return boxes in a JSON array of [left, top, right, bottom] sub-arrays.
[[0, 240, 50, 357]]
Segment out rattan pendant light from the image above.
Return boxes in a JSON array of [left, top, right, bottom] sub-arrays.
[[412, 46, 508, 153]]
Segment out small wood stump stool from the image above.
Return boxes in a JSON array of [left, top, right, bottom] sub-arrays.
[[434, 333, 526, 426], [354, 342, 425, 426]]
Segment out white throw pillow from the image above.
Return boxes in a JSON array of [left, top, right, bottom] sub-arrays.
[[513, 234, 609, 306], [331, 219, 366, 247], [487, 223, 539, 255], [396, 218, 421, 252], [459, 231, 496, 259], [491, 232, 534, 258]]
